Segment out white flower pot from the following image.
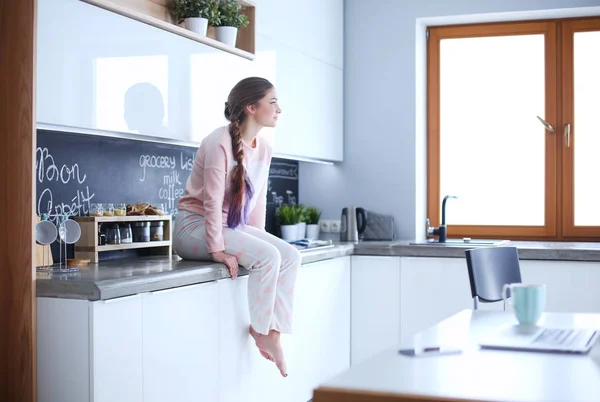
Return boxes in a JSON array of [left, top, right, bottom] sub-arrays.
[[215, 26, 238, 47], [297, 222, 306, 240], [184, 17, 208, 36], [280, 224, 299, 242], [306, 224, 320, 241]]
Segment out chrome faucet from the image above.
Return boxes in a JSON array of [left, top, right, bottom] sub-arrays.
[[426, 195, 458, 243]]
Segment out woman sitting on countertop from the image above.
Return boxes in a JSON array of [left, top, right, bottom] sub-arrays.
[[174, 76, 301, 378]]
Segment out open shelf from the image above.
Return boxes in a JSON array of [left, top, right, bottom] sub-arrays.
[[80, 0, 256, 60], [73, 215, 172, 262]]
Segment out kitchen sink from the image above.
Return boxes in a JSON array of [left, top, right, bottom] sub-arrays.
[[409, 238, 510, 247]]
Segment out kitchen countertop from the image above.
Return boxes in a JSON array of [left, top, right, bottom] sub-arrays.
[[353, 240, 600, 261], [36, 240, 600, 301], [36, 243, 355, 301]]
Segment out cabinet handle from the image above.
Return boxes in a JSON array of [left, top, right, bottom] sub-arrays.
[[564, 123, 571, 148], [149, 281, 216, 295], [101, 294, 141, 304]]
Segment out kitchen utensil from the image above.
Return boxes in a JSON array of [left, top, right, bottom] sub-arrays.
[[340, 207, 367, 242]]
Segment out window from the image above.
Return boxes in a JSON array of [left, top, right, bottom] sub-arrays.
[[427, 17, 600, 240]]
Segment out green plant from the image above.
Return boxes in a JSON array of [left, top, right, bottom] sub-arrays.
[[296, 205, 308, 224], [304, 207, 321, 225], [215, 0, 249, 28], [173, 0, 221, 26], [278, 204, 301, 226]]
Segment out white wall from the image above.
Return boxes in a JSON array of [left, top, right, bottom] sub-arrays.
[[299, 0, 600, 240]]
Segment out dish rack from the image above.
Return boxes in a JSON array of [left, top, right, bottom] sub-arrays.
[[73, 215, 172, 263]]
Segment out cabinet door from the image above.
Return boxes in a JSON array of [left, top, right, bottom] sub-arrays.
[[143, 282, 219, 402], [91, 294, 143, 402], [291, 256, 351, 399], [520, 260, 600, 313], [351, 256, 401, 365], [218, 276, 281, 402], [400, 257, 473, 344]]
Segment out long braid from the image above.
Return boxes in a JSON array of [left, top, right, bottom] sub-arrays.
[[227, 117, 254, 228]]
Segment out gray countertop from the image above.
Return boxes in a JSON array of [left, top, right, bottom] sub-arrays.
[[36, 240, 600, 301]]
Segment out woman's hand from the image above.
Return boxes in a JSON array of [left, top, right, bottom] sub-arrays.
[[210, 251, 239, 279]]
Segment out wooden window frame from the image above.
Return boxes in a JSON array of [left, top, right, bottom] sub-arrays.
[[427, 18, 600, 242]]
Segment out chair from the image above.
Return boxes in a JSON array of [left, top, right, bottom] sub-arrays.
[[465, 246, 522, 310]]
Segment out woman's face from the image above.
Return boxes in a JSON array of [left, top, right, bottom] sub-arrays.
[[249, 88, 281, 127]]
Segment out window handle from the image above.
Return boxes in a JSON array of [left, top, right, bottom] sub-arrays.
[[536, 116, 555, 133], [564, 123, 571, 147]]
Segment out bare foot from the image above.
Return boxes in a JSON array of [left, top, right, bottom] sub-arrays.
[[250, 326, 288, 377], [249, 326, 274, 362]]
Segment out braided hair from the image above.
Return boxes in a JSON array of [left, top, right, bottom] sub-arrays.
[[223, 77, 274, 228]]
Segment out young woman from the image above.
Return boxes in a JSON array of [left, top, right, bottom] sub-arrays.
[[174, 77, 301, 377]]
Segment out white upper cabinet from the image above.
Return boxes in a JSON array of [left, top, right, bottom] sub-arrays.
[[37, 0, 344, 161], [255, 0, 344, 69]]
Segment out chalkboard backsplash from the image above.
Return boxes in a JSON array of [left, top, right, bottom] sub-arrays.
[[36, 128, 298, 260]]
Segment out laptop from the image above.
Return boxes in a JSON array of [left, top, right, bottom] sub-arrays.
[[478, 325, 600, 354]]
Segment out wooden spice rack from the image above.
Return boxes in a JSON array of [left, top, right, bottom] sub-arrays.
[[74, 215, 172, 262]]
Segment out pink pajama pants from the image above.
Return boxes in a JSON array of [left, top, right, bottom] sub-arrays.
[[173, 210, 302, 335]]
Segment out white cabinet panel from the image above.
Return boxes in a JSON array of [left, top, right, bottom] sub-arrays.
[[291, 256, 350, 397], [256, 0, 344, 69], [400, 257, 473, 343], [143, 282, 219, 402], [218, 276, 283, 402], [37, 0, 343, 161], [520, 260, 600, 314], [91, 295, 143, 402], [256, 35, 343, 161], [351, 256, 401, 365]]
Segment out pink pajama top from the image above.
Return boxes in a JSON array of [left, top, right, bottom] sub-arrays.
[[178, 125, 272, 253]]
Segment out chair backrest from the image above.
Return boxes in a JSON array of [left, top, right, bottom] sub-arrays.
[[465, 246, 522, 303]]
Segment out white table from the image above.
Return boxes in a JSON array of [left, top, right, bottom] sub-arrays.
[[314, 310, 600, 402]]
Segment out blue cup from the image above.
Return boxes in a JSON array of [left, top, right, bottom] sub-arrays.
[[502, 283, 546, 325]]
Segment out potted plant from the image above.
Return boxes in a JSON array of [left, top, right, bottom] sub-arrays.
[[296, 205, 307, 240], [277, 204, 300, 242], [305, 207, 321, 240], [213, 0, 249, 47], [173, 0, 220, 37]]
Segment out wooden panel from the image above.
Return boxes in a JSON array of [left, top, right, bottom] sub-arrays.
[[0, 0, 36, 401], [313, 387, 472, 402]]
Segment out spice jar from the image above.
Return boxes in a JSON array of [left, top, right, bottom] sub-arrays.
[[90, 203, 103, 217], [133, 222, 150, 242], [120, 223, 133, 244], [114, 203, 127, 216], [107, 223, 121, 244], [150, 221, 164, 241], [103, 203, 114, 216]]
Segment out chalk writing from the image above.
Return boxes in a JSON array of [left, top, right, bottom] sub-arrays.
[[36, 147, 86, 184], [269, 162, 298, 180]]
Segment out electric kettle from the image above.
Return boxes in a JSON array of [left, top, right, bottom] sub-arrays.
[[340, 207, 367, 242]]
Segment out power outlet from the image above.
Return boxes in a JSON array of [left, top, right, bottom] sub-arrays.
[[330, 220, 341, 233], [319, 220, 331, 233]]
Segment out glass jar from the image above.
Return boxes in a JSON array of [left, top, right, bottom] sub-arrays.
[[120, 223, 133, 244], [114, 203, 127, 216], [107, 223, 121, 244], [90, 203, 103, 217], [103, 203, 114, 216], [150, 221, 164, 241], [133, 222, 151, 242]]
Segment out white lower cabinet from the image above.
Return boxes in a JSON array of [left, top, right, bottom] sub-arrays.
[[38, 257, 351, 402], [143, 282, 219, 402], [38, 295, 144, 402], [350, 256, 401, 365], [218, 256, 351, 402]]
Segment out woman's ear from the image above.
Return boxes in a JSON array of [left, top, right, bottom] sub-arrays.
[[245, 104, 257, 115]]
